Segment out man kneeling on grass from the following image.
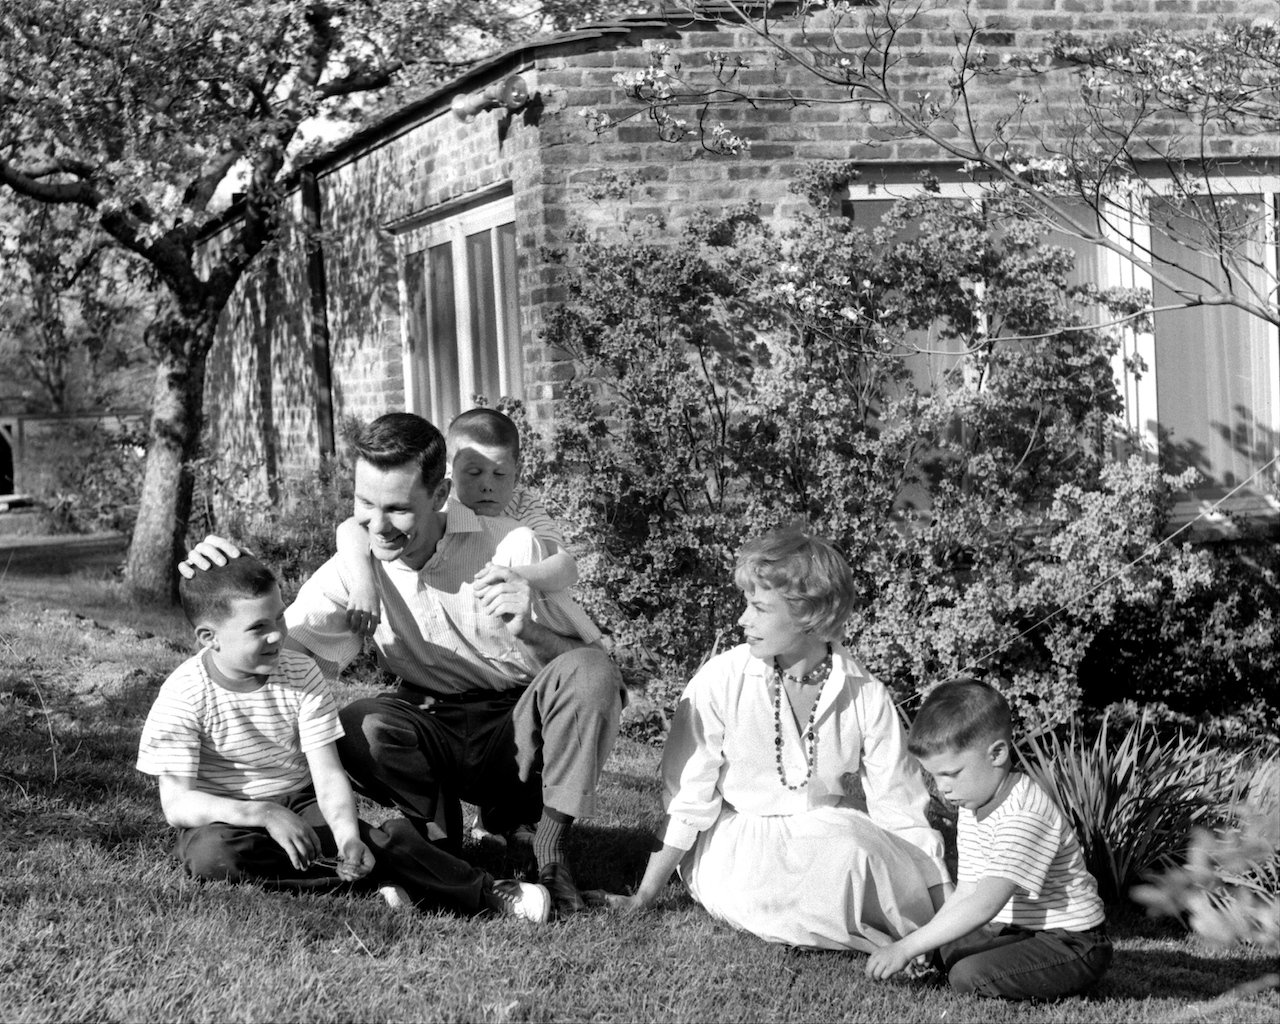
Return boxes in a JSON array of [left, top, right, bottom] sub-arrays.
[[135, 552, 550, 922]]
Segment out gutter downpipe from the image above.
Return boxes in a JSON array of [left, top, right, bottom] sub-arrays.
[[301, 169, 336, 459]]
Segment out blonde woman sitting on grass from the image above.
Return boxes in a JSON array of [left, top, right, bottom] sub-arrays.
[[607, 524, 949, 953]]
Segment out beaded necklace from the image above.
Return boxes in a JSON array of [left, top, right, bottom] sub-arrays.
[[771, 644, 832, 790]]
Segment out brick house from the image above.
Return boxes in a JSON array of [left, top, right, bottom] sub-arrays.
[[202, 2, 1279, 530]]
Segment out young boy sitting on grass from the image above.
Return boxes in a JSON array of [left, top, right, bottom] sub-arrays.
[[865, 678, 1112, 1000], [137, 552, 551, 922]]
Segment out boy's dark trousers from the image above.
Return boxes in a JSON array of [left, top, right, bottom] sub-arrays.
[[174, 788, 490, 914], [936, 922, 1112, 1000]]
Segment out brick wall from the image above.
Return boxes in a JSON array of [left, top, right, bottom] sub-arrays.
[[204, 191, 320, 496], [204, 2, 1276, 486]]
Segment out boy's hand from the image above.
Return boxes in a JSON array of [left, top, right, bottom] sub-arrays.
[[344, 583, 382, 638], [472, 562, 526, 589], [603, 892, 648, 914], [865, 940, 915, 981], [473, 566, 534, 636], [336, 838, 375, 882], [178, 535, 241, 578], [262, 804, 320, 871]]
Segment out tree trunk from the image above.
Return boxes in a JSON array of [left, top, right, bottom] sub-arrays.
[[124, 309, 214, 604]]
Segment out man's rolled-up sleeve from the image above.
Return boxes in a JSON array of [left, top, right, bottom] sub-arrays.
[[284, 557, 364, 680]]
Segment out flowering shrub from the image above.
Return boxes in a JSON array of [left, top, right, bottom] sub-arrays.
[[44, 421, 148, 534], [534, 174, 1276, 736]]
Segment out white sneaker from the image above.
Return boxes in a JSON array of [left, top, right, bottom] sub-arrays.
[[488, 879, 551, 923], [378, 884, 413, 911]]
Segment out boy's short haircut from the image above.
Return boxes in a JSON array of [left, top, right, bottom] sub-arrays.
[[908, 678, 1014, 758], [351, 412, 447, 489], [733, 523, 858, 641], [179, 553, 278, 629], [448, 408, 521, 463]]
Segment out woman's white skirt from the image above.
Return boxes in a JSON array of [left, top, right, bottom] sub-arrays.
[[680, 805, 938, 953]]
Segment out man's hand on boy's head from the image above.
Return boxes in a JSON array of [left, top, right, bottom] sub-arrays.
[[178, 534, 242, 577]]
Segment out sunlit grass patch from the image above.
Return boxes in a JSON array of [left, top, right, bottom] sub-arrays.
[[0, 573, 1277, 1023]]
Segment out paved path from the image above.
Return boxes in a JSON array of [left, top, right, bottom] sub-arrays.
[[0, 533, 129, 574]]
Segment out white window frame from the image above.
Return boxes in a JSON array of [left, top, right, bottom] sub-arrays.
[[393, 193, 521, 426], [841, 174, 1280, 533], [1097, 175, 1280, 531]]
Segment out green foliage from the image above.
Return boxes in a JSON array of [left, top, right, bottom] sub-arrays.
[[1, 0, 634, 602], [0, 199, 154, 414], [188, 449, 354, 604], [1018, 710, 1252, 905], [1132, 755, 1279, 949], [43, 421, 148, 534], [1080, 538, 1280, 740], [535, 181, 1266, 732]]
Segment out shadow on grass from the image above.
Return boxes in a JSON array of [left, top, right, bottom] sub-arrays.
[[1098, 946, 1277, 1002]]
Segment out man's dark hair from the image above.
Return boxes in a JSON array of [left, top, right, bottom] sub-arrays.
[[350, 412, 447, 488], [179, 553, 278, 629], [908, 678, 1014, 758], [448, 407, 521, 463]]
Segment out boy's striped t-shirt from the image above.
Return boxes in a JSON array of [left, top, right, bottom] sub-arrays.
[[504, 487, 565, 548], [136, 648, 342, 800], [956, 773, 1106, 931]]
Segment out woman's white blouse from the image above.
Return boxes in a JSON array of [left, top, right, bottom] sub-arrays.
[[660, 643, 947, 886]]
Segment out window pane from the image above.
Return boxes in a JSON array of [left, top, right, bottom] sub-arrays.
[[428, 241, 460, 426], [466, 229, 499, 405], [1149, 195, 1275, 489], [496, 222, 523, 400], [404, 249, 429, 417]]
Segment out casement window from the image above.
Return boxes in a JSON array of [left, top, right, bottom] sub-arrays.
[[1052, 181, 1279, 528], [395, 191, 523, 428], [842, 176, 1280, 530]]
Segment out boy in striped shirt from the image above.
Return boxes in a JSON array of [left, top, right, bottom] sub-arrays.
[[865, 679, 1111, 1000], [138, 553, 551, 921]]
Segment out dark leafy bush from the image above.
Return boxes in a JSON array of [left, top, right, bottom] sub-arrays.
[[44, 420, 148, 534], [188, 419, 360, 601], [533, 176, 1268, 732], [1018, 709, 1251, 904], [1132, 753, 1279, 947]]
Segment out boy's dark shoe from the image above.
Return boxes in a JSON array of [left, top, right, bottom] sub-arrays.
[[538, 861, 586, 918]]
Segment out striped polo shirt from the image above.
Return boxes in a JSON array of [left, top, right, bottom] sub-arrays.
[[287, 502, 545, 694], [956, 773, 1106, 931], [503, 487, 565, 548], [136, 648, 342, 800]]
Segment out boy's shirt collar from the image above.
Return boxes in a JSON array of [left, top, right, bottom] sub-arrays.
[[200, 647, 269, 693], [972, 771, 1026, 823]]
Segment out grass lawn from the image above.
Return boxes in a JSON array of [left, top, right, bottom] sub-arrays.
[[1, 560, 1276, 1023]]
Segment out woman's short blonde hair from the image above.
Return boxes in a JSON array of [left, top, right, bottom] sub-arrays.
[[733, 523, 858, 641]]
